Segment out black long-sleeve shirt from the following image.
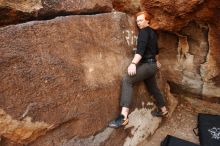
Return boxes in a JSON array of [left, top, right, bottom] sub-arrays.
[[136, 26, 159, 63]]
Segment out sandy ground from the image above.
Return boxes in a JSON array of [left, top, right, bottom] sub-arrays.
[[139, 97, 220, 146]]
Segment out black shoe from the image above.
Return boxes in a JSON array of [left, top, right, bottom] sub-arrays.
[[108, 115, 129, 128], [151, 110, 168, 117]]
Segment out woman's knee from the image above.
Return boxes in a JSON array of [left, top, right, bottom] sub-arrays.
[[122, 75, 132, 84]]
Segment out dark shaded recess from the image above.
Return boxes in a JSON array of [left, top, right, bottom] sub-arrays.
[[0, 137, 23, 146], [168, 81, 220, 104], [0, 6, 35, 27], [211, 75, 220, 86], [168, 81, 201, 98]]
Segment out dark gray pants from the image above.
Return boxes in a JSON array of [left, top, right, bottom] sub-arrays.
[[120, 62, 165, 108]]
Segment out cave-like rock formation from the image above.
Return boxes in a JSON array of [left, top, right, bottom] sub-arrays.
[[114, 0, 220, 101]]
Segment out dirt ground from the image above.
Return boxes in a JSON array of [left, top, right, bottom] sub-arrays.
[[139, 97, 220, 146]]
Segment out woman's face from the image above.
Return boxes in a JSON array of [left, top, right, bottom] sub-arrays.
[[136, 14, 149, 29]]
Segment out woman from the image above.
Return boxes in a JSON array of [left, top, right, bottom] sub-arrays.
[[108, 11, 168, 128]]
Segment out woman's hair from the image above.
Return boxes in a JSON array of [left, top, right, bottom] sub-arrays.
[[135, 11, 151, 20]]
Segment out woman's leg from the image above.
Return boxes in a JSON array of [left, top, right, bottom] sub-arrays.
[[121, 107, 129, 120], [109, 63, 157, 128], [120, 63, 156, 109], [144, 76, 168, 116], [144, 75, 166, 108]]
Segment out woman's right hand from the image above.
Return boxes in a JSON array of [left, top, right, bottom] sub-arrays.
[[128, 64, 136, 76]]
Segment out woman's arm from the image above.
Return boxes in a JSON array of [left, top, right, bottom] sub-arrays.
[[156, 55, 161, 69], [128, 54, 142, 76]]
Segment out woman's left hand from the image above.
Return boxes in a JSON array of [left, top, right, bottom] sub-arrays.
[[156, 61, 161, 69]]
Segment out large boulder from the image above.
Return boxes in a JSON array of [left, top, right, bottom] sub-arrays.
[[0, 0, 113, 26], [0, 10, 175, 145], [0, 12, 133, 145]]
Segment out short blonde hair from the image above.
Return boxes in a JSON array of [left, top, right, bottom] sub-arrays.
[[136, 11, 151, 20]]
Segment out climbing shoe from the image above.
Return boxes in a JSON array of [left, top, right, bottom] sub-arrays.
[[108, 114, 129, 128], [151, 110, 169, 117]]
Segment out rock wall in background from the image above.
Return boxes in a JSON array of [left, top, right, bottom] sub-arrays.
[[114, 0, 220, 101]]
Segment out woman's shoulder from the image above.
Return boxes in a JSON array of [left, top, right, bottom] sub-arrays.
[[145, 27, 157, 35], [142, 26, 155, 32]]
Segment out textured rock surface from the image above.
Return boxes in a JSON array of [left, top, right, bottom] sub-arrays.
[[41, 0, 112, 13], [0, 0, 113, 26], [113, 0, 142, 14], [158, 21, 220, 101], [1, 0, 220, 145], [158, 22, 209, 96], [0, 0, 42, 12], [123, 108, 162, 146], [0, 109, 51, 144], [0, 12, 133, 145], [114, 0, 219, 31]]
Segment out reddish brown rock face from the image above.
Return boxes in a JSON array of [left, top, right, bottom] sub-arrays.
[[0, 12, 133, 145], [114, 0, 219, 31], [42, 0, 113, 13], [0, 0, 113, 26], [0, 0, 220, 145], [141, 0, 220, 31], [113, 0, 141, 14]]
